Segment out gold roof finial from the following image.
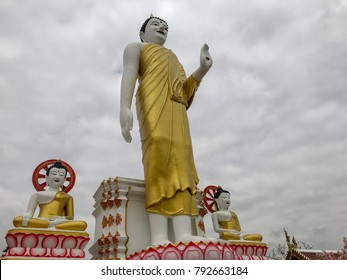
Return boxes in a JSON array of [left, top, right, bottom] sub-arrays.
[[292, 236, 298, 248], [284, 229, 298, 255], [284, 228, 290, 243]]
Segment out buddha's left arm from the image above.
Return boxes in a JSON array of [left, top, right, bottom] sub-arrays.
[[64, 196, 74, 220], [183, 44, 212, 108], [182, 75, 200, 108], [192, 44, 212, 81], [232, 212, 242, 231]]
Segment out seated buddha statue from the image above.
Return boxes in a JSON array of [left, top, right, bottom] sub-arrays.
[[13, 161, 87, 231], [211, 186, 262, 242]]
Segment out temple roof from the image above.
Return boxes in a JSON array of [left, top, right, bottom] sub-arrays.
[[284, 229, 345, 260], [286, 249, 339, 260]]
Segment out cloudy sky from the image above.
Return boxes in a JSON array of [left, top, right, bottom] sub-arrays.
[[1, 0, 346, 258]]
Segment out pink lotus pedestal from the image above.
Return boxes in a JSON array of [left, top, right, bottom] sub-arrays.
[[1, 228, 89, 259], [127, 241, 268, 260]]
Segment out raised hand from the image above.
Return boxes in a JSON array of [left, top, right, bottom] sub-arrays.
[[200, 43, 213, 71], [193, 43, 213, 81]]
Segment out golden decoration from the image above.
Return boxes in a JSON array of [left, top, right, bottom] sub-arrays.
[[199, 207, 208, 217], [107, 199, 114, 209], [114, 198, 121, 208], [108, 214, 115, 227], [115, 213, 122, 226], [102, 216, 108, 228], [114, 189, 120, 198], [97, 237, 104, 246], [100, 200, 108, 210], [198, 220, 205, 233], [104, 238, 111, 245], [112, 231, 121, 243]]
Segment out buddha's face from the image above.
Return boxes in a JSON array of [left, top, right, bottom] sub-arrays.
[[46, 167, 66, 189], [140, 18, 168, 45], [216, 192, 231, 211]]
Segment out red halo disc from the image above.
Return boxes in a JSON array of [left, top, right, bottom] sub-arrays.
[[32, 159, 76, 193], [203, 185, 218, 213]]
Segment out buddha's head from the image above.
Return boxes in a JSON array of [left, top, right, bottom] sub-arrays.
[[46, 161, 67, 189], [214, 186, 230, 211], [139, 15, 168, 45]]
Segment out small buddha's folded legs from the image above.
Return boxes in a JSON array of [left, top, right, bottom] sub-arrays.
[[243, 234, 263, 242], [55, 221, 87, 231], [13, 216, 50, 228]]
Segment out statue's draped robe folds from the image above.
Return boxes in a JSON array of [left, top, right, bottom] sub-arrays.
[[13, 191, 87, 231], [38, 191, 73, 219], [218, 212, 263, 242], [136, 43, 200, 216]]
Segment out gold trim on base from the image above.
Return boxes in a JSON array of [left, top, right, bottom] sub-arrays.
[[8, 228, 89, 238]]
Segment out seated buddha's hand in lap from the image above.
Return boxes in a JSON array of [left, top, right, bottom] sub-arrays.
[[22, 213, 32, 227], [48, 216, 68, 224], [227, 229, 241, 235]]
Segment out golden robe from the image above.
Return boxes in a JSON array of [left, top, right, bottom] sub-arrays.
[[13, 191, 87, 231], [219, 212, 263, 242], [136, 43, 200, 216]]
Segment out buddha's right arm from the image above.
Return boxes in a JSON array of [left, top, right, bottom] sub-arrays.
[[22, 213, 32, 226], [22, 193, 38, 226], [120, 42, 141, 143], [212, 212, 223, 233]]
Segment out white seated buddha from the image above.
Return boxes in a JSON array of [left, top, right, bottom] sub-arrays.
[[13, 161, 87, 231], [212, 187, 262, 242]]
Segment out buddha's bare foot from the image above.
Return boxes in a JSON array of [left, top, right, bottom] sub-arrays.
[[178, 235, 213, 243], [151, 239, 172, 247]]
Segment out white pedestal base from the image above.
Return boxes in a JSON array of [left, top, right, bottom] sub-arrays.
[[89, 177, 207, 260]]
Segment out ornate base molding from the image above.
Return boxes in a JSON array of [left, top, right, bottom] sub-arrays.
[[89, 177, 209, 260], [127, 241, 268, 260]]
